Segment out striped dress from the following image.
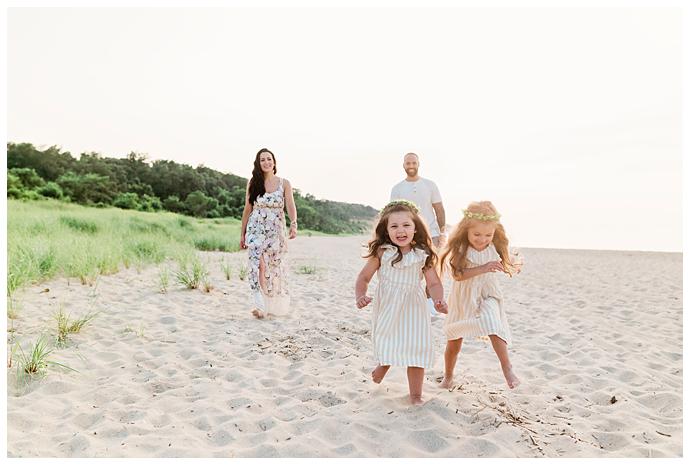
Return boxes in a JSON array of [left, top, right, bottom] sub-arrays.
[[443, 243, 512, 345], [371, 244, 433, 369]]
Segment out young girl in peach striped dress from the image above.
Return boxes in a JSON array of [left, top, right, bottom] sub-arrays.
[[355, 200, 448, 405], [440, 201, 523, 390]]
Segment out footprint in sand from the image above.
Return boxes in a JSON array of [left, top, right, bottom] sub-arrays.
[[318, 392, 346, 408], [257, 417, 277, 432], [407, 429, 449, 453], [208, 429, 234, 447]]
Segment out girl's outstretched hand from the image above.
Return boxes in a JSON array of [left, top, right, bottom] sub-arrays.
[[356, 295, 373, 309], [482, 261, 504, 273], [434, 299, 448, 314]]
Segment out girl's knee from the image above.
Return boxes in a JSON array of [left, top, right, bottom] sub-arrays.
[[446, 338, 463, 351]]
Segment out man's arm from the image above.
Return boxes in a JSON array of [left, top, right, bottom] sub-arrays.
[[432, 201, 446, 233]]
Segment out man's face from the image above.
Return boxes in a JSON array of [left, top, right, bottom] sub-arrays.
[[403, 155, 419, 177]]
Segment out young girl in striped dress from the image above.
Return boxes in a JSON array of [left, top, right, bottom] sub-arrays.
[[355, 200, 448, 405], [439, 201, 522, 390]]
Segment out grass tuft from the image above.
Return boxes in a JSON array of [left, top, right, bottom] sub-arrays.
[[296, 265, 318, 275], [238, 264, 248, 281], [55, 306, 98, 346], [158, 267, 170, 293], [15, 335, 77, 383], [175, 260, 208, 289], [220, 260, 232, 280]]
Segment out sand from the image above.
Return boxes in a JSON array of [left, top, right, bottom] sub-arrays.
[[6, 235, 683, 457]]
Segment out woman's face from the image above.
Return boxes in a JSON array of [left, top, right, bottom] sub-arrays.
[[259, 152, 275, 174]]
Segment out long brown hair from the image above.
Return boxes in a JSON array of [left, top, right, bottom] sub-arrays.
[[365, 201, 437, 269], [440, 201, 516, 277], [248, 148, 277, 205]]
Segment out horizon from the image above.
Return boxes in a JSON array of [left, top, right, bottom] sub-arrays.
[[7, 7, 682, 253]]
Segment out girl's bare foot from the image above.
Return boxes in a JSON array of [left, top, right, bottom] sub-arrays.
[[440, 376, 454, 389], [371, 365, 390, 384], [502, 365, 520, 389], [409, 395, 425, 405], [251, 309, 265, 319]]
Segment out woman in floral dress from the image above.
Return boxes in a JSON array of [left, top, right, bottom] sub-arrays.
[[240, 148, 297, 318]]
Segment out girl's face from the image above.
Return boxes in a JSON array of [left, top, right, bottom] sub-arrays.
[[387, 211, 416, 249], [259, 153, 275, 174], [467, 222, 496, 251]]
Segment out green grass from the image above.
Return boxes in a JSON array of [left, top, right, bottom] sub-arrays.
[[158, 267, 170, 293], [54, 306, 98, 346], [220, 260, 232, 280], [174, 259, 208, 290], [8, 199, 242, 294], [238, 264, 248, 281], [296, 265, 318, 275], [7, 297, 20, 320], [14, 335, 77, 383], [123, 323, 146, 338]]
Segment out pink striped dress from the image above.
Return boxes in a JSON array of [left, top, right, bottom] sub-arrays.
[[371, 244, 433, 369], [443, 243, 512, 345]]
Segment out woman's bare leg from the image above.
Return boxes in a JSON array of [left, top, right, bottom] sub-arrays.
[[251, 255, 268, 319]]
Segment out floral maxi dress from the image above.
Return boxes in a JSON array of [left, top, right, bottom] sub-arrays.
[[245, 178, 290, 315]]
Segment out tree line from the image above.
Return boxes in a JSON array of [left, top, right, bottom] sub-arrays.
[[7, 142, 377, 234]]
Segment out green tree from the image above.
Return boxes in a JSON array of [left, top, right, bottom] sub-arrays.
[[8, 167, 45, 190], [37, 182, 64, 199], [163, 195, 184, 213], [184, 190, 218, 217], [113, 192, 141, 210], [57, 171, 115, 205], [138, 194, 163, 212]]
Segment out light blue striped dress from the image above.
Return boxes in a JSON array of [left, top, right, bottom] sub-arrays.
[[371, 244, 433, 369], [443, 243, 512, 345]]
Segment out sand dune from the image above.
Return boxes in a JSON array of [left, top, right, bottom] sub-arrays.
[[6, 236, 683, 457]]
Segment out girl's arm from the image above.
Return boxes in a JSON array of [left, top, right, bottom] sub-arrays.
[[423, 266, 448, 313], [452, 261, 504, 281], [284, 179, 298, 239], [240, 180, 253, 249], [355, 255, 380, 309]]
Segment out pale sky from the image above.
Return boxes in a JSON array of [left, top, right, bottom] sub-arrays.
[[7, 6, 682, 251]]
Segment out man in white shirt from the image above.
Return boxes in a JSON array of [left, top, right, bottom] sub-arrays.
[[390, 152, 446, 248]]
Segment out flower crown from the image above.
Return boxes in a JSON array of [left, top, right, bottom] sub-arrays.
[[463, 209, 501, 222], [382, 199, 420, 214]]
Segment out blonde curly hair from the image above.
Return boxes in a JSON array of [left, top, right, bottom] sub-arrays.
[[440, 201, 517, 277]]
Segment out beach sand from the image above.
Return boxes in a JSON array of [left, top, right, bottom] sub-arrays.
[[6, 235, 683, 457]]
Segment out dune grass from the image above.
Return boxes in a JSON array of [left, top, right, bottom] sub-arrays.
[[14, 335, 77, 383], [158, 267, 170, 293], [7, 199, 242, 295], [174, 259, 208, 290], [54, 306, 99, 347], [238, 264, 248, 281], [296, 265, 318, 275], [220, 260, 232, 280]]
